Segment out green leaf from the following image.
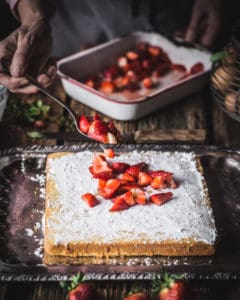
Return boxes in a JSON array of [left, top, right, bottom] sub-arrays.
[[27, 131, 44, 139], [210, 51, 227, 63]]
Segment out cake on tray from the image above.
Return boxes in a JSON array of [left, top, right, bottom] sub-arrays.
[[44, 150, 217, 263]]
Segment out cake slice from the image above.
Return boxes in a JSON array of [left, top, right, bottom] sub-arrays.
[[44, 150, 216, 263]]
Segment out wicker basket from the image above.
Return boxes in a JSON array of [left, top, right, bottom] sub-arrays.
[[211, 23, 240, 122]]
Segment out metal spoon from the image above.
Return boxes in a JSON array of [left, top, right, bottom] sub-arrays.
[[0, 63, 98, 141]]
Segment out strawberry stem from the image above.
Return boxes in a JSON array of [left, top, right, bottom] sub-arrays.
[[59, 272, 85, 292], [152, 271, 183, 293]]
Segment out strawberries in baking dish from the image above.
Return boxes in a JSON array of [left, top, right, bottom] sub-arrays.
[[78, 113, 121, 144], [83, 41, 205, 95], [81, 150, 179, 212]]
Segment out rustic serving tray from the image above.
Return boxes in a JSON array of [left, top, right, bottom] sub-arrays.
[[0, 144, 240, 281]]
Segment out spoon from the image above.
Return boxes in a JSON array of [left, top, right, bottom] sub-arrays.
[[0, 63, 101, 142]]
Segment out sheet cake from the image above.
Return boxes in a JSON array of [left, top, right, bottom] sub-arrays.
[[44, 150, 217, 263]]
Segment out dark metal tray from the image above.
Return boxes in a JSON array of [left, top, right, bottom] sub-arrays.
[[0, 143, 240, 281]]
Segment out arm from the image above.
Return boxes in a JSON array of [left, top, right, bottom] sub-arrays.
[[0, 0, 56, 93]]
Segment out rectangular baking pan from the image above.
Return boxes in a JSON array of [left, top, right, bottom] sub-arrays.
[[57, 32, 211, 121], [0, 144, 240, 281]]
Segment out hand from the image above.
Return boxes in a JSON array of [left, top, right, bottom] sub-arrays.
[[0, 17, 56, 93], [185, 0, 224, 49]]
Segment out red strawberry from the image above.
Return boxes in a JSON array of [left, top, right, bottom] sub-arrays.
[[99, 81, 115, 94], [104, 148, 115, 158], [155, 63, 170, 77], [98, 178, 121, 199], [171, 64, 187, 73], [107, 120, 122, 142], [132, 188, 147, 205], [87, 119, 109, 143], [152, 272, 192, 300], [81, 193, 99, 207], [89, 154, 114, 179], [109, 197, 129, 212], [112, 162, 130, 174], [112, 191, 135, 206], [123, 291, 150, 300], [149, 170, 173, 178], [118, 56, 128, 68], [189, 62, 204, 75], [138, 172, 153, 187], [126, 162, 147, 178], [60, 273, 99, 300], [121, 172, 136, 182], [119, 182, 142, 192], [148, 46, 162, 57], [151, 176, 167, 189], [126, 51, 139, 60], [150, 192, 173, 206], [166, 175, 178, 189], [103, 65, 120, 80], [142, 77, 154, 89], [79, 115, 91, 134]]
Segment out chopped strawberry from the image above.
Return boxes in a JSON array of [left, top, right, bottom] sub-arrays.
[[93, 113, 101, 121], [126, 162, 147, 178], [109, 197, 129, 212], [112, 162, 130, 174], [138, 172, 153, 187], [112, 191, 135, 206], [166, 175, 178, 189], [148, 46, 162, 57], [171, 64, 187, 72], [81, 193, 99, 207], [132, 188, 147, 205], [99, 178, 121, 199], [107, 120, 122, 142], [78, 115, 91, 134], [121, 172, 136, 182], [141, 59, 154, 73], [89, 154, 114, 179], [99, 81, 115, 94], [155, 63, 170, 77], [150, 192, 173, 206], [119, 182, 142, 192], [123, 291, 150, 300], [126, 51, 139, 60], [104, 148, 115, 158], [126, 70, 138, 82], [189, 62, 204, 75], [148, 170, 173, 177], [118, 56, 128, 68], [126, 81, 140, 92], [142, 77, 154, 89], [151, 175, 167, 189], [97, 179, 107, 190], [84, 79, 95, 89], [87, 119, 109, 143], [102, 65, 120, 80]]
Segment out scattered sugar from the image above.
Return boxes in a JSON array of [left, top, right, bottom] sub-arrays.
[[25, 228, 34, 236], [46, 151, 217, 246]]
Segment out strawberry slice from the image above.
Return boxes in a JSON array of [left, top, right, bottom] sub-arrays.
[[138, 172, 153, 187], [89, 154, 114, 179], [112, 191, 135, 206], [121, 172, 136, 182], [148, 46, 162, 57], [126, 162, 147, 178], [99, 81, 115, 94], [98, 178, 121, 199], [78, 115, 91, 134], [148, 170, 173, 177], [189, 62, 204, 75], [166, 175, 178, 189], [87, 119, 109, 143], [81, 193, 99, 207], [142, 77, 154, 89], [102, 65, 120, 80], [150, 192, 173, 206], [151, 175, 167, 189], [112, 162, 130, 174], [119, 182, 142, 192], [107, 120, 122, 142], [104, 148, 115, 158], [171, 64, 187, 72], [109, 197, 129, 212], [126, 51, 139, 60], [132, 188, 147, 205], [117, 56, 128, 68]]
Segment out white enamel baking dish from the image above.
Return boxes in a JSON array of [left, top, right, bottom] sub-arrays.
[[57, 32, 211, 121]]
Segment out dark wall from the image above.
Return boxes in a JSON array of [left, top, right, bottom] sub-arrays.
[[0, 0, 19, 40]]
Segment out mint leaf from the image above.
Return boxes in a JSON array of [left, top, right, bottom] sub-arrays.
[[27, 131, 44, 139], [210, 51, 227, 63]]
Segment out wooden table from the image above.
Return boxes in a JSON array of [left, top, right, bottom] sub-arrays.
[[0, 81, 240, 299]]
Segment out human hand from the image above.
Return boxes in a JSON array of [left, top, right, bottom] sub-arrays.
[[0, 17, 56, 93], [185, 0, 224, 49]]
